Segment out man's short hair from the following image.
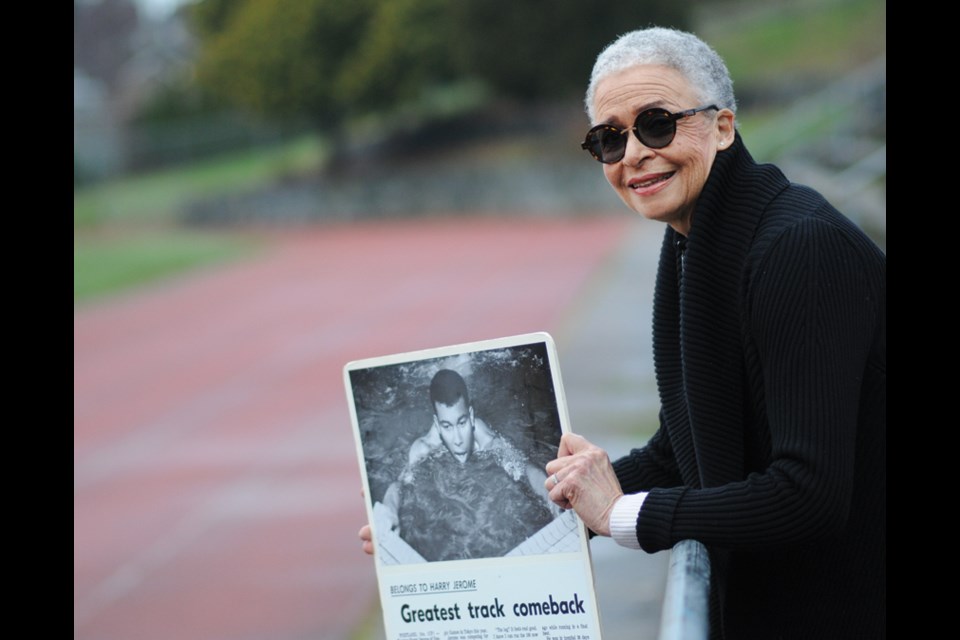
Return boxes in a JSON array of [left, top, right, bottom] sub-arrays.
[[430, 369, 470, 409]]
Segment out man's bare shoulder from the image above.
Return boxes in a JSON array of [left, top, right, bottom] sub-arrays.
[[408, 430, 439, 466], [473, 417, 497, 448]]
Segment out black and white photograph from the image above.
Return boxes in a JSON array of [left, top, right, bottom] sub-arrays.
[[346, 335, 581, 565]]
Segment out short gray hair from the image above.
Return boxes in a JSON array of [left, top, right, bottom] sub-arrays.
[[584, 27, 737, 123]]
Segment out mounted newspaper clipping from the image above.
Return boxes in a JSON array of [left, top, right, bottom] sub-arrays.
[[344, 332, 604, 640]]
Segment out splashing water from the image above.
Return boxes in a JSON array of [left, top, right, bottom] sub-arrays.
[[398, 448, 555, 561]]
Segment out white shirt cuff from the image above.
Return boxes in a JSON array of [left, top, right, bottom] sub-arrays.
[[609, 492, 648, 549]]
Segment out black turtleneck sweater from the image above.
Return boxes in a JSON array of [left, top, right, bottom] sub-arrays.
[[611, 132, 885, 639]]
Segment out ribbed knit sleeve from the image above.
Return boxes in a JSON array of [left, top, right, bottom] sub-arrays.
[[635, 197, 885, 553], [611, 415, 684, 494]]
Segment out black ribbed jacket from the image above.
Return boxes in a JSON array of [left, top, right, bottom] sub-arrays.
[[611, 132, 885, 639]]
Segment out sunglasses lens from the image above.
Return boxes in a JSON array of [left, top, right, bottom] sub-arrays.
[[585, 127, 626, 163], [636, 111, 676, 149]]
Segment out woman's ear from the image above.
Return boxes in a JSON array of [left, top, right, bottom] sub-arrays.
[[716, 108, 736, 149]]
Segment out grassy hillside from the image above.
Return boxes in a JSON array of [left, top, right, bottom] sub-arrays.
[[696, 0, 885, 84]]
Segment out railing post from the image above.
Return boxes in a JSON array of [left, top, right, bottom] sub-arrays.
[[657, 539, 711, 640]]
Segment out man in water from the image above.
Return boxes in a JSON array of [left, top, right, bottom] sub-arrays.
[[380, 369, 560, 549]]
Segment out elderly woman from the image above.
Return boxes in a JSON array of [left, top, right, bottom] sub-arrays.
[[544, 27, 885, 639]]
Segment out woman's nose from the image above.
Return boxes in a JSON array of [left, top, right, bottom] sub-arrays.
[[621, 129, 654, 166]]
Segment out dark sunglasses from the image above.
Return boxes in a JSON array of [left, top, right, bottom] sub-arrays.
[[581, 104, 719, 163]]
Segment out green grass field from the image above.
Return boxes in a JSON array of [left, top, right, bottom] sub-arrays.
[[74, 229, 264, 305], [74, 136, 326, 304]]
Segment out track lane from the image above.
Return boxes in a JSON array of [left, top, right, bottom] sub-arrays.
[[74, 216, 629, 640]]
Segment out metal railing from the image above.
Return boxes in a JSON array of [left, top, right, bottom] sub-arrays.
[[658, 540, 712, 640]]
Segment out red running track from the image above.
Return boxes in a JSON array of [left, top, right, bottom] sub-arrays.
[[74, 216, 629, 640]]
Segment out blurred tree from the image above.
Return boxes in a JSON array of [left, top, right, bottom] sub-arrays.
[[446, 0, 689, 101], [335, 0, 459, 111], [188, 0, 691, 129], [188, 0, 243, 37], [191, 0, 377, 126]]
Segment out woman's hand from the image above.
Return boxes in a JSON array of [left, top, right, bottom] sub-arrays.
[[358, 485, 374, 555], [359, 524, 374, 555], [544, 433, 623, 536]]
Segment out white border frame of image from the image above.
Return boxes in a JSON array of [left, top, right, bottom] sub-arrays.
[[343, 332, 604, 635], [344, 331, 584, 560]]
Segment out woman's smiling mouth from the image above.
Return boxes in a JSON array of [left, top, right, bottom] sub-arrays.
[[628, 172, 675, 193]]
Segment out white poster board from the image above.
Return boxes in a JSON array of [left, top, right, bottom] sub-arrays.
[[344, 332, 604, 640]]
